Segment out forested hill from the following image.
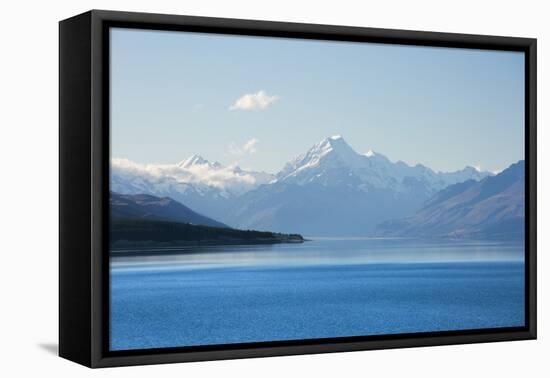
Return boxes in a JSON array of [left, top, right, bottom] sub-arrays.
[[110, 218, 304, 250]]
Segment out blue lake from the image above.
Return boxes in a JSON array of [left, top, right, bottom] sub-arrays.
[[109, 238, 525, 351]]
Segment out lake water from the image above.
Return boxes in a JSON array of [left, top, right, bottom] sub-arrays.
[[110, 238, 525, 351]]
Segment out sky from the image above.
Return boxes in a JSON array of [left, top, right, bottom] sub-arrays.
[[110, 27, 525, 174]]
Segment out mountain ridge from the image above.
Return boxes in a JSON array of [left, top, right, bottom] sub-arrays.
[[110, 191, 227, 228], [375, 160, 525, 240]]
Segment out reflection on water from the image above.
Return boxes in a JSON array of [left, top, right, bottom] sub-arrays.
[[110, 238, 524, 271]]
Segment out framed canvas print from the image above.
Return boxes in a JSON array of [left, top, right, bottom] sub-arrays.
[[59, 10, 537, 368]]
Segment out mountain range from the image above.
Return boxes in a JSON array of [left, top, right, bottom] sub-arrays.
[[111, 135, 513, 237], [226, 136, 491, 235], [111, 155, 273, 220], [376, 160, 525, 240]]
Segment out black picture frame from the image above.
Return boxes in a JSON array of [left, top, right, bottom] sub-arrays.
[[59, 9, 537, 368]]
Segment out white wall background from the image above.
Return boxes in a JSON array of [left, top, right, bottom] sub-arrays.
[[0, 0, 546, 376]]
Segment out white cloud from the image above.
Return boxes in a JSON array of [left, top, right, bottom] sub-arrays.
[[229, 90, 278, 111], [111, 157, 267, 195], [228, 138, 259, 156], [243, 138, 259, 154]]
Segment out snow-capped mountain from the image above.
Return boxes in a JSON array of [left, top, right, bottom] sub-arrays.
[[275, 135, 489, 192], [111, 156, 274, 220], [227, 136, 492, 235], [178, 154, 217, 169]]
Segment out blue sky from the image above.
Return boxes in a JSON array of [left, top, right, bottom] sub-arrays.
[[110, 27, 525, 174]]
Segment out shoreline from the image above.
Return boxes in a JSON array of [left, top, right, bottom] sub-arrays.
[[110, 238, 307, 256]]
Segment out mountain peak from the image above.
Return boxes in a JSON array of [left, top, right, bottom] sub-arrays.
[[304, 136, 356, 166], [317, 135, 354, 154], [324, 134, 347, 146], [179, 154, 210, 168], [278, 135, 362, 180]]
